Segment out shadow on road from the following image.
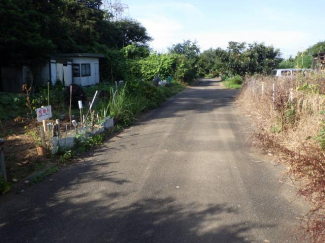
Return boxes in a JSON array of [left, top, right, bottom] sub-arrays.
[[0, 186, 274, 242], [0, 78, 279, 243]]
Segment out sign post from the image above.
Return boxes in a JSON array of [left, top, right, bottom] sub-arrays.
[[36, 106, 52, 150], [36, 106, 52, 122]]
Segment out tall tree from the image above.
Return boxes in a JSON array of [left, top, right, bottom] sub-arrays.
[[0, 0, 55, 66], [113, 19, 152, 48]]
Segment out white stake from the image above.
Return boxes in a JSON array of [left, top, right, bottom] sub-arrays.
[[261, 82, 265, 98], [272, 83, 275, 109], [290, 88, 293, 102]]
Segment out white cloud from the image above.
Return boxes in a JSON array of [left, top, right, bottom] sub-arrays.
[[130, 2, 203, 16], [138, 15, 184, 51], [127, 1, 319, 57]]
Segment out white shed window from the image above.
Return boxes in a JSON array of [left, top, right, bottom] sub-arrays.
[[81, 64, 91, 77]]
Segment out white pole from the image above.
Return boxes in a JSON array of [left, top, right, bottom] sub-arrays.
[[89, 91, 98, 110], [261, 82, 264, 98], [272, 83, 275, 109], [290, 88, 293, 102]]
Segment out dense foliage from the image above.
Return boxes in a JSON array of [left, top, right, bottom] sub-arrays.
[[279, 41, 325, 69], [198, 42, 282, 77], [0, 0, 202, 86], [0, 0, 151, 71]]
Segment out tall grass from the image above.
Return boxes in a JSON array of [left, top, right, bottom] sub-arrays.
[[97, 82, 185, 127], [238, 73, 325, 242], [109, 86, 146, 126]]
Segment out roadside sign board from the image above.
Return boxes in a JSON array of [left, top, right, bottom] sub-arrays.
[[36, 106, 52, 122]]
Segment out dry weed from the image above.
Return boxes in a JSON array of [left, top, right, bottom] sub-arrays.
[[238, 73, 325, 242]]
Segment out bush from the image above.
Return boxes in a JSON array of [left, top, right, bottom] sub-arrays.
[[127, 81, 166, 110], [63, 84, 87, 108]]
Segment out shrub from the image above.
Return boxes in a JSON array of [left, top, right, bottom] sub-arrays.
[[127, 81, 166, 110], [63, 84, 87, 108], [223, 75, 243, 89]]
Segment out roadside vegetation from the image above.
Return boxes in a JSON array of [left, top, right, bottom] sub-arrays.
[[222, 75, 243, 89], [279, 41, 325, 69], [238, 73, 325, 242], [0, 1, 198, 193], [197, 42, 282, 89]]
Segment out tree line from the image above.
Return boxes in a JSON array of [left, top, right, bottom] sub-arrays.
[[2, 0, 307, 86], [197, 42, 282, 78]]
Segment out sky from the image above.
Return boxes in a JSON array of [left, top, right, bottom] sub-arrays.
[[114, 0, 324, 58]]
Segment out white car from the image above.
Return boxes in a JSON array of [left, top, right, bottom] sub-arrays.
[[271, 68, 314, 77]]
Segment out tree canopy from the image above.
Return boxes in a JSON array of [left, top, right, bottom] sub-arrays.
[[0, 0, 152, 67], [198, 42, 282, 77]]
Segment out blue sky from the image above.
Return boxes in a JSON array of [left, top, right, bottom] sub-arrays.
[[114, 0, 324, 58]]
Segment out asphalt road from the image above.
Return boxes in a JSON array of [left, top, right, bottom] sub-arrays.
[[0, 78, 307, 243]]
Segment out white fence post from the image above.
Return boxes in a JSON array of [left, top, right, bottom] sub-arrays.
[[290, 88, 293, 102], [261, 82, 265, 98], [272, 83, 275, 109]]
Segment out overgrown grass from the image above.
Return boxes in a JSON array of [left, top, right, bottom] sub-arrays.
[[0, 79, 185, 193], [238, 73, 325, 242], [223, 75, 243, 89]]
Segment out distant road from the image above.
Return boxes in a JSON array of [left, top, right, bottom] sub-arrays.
[[0, 78, 307, 243]]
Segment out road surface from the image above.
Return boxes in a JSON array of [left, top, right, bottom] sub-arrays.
[[0, 78, 307, 243]]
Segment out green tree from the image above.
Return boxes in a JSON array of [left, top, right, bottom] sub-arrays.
[[121, 44, 150, 59], [113, 19, 152, 48], [198, 48, 218, 77], [169, 40, 200, 83], [279, 56, 295, 69], [214, 42, 282, 76], [308, 41, 325, 56], [295, 52, 313, 69], [0, 0, 55, 67], [245, 42, 282, 74]]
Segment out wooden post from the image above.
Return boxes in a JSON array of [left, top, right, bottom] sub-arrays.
[[40, 126, 46, 148], [69, 85, 72, 127]]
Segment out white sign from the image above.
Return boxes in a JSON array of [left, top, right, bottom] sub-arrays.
[[36, 106, 52, 122]]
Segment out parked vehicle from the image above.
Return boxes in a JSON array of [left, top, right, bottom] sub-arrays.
[[271, 68, 314, 77]]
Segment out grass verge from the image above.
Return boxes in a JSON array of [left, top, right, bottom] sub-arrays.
[[222, 75, 243, 89]]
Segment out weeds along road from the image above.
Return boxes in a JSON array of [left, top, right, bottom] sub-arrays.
[[0, 78, 307, 243]]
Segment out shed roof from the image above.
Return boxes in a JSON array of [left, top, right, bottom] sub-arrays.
[[51, 53, 105, 58]]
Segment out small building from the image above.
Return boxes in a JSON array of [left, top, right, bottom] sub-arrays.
[[42, 53, 105, 86], [312, 52, 325, 72], [0, 53, 105, 92]]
